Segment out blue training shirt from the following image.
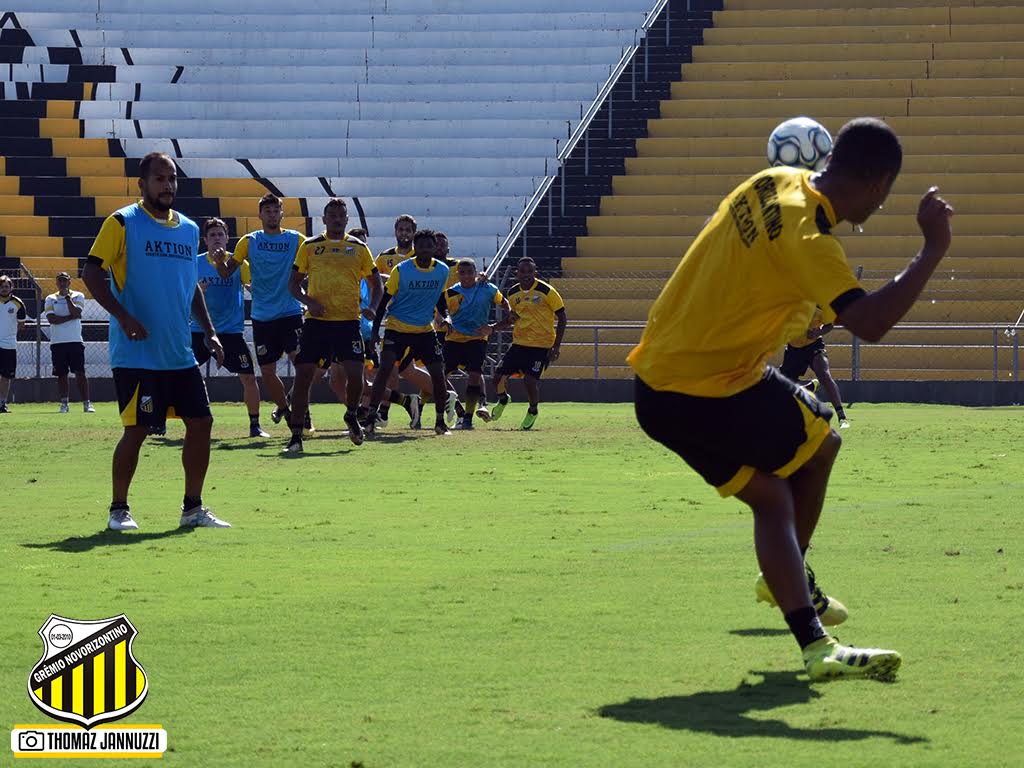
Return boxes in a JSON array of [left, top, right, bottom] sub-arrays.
[[100, 203, 200, 371], [237, 230, 303, 322], [191, 253, 246, 334], [447, 281, 500, 338], [384, 258, 449, 333]]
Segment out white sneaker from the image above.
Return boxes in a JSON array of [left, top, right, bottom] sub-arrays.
[[444, 391, 458, 428], [108, 508, 139, 531], [59, 402, 69, 414], [83, 401, 96, 413], [839, 419, 850, 429], [179, 505, 232, 528]]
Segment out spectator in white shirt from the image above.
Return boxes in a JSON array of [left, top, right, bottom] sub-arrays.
[[0, 273, 26, 413], [45, 271, 94, 413]]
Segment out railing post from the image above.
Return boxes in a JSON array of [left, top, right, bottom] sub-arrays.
[[560, 162, 565, 219], [593, 327, 600, 380], [34, 282, 42, 380], [547, 178, 553, 236], [631, 54, 636, 101], [584, 131, 590, 175], [993, 328, 999, 382], [607, 89, 613, 139], [644, 37, 649, 82], [851, 333, 860, 382], [1014, 333, 1020, 381], [666, 4, 671, 46]]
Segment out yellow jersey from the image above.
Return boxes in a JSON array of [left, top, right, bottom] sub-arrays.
[[374, 246, 413, 276], [506, 279, 565, 349], [788, 307, 825, 349], [294, 232, 376, 321], [628, 167, 864, 397]]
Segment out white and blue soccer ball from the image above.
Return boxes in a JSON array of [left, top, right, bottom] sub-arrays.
[[767, 117, 833, 171]]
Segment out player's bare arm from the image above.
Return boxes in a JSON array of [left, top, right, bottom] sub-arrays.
[[82, 261, 148, 341], [191, 285, 224, 366], [838, 187, 954, 342], [550, 307, 568, 361], [287, 268, 324, 318]]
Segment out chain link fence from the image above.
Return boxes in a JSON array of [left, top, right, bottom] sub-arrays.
[[7, 266, 1023, 386]]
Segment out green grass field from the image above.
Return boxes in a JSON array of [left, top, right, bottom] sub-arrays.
[[2, 401, 1022, 767]]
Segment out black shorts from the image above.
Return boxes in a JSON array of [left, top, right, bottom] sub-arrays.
[[295, 319, 364, 368], [113, 366, 211, 428], [383, 329, 442, 366], [634, 369, 833, 498], [444, 339, 487, 374], [0, 348, 14, 379], [192, 332, 255, 375], [497, 344, 549, 379], [252, 313, 303, 366], [780, 339, 827, 381], [50, 342, 86, 376]]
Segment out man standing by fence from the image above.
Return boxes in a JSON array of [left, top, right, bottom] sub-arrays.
[[44, 271, 94, 413], [0, 273, 26, 413]]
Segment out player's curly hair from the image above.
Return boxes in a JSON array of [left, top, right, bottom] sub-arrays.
[[259, 193, 283, 210], [829, 118, 902, 181], [394, 214, 417, 230], [203, 217, 228, 235], [412, 228, 437, 245]]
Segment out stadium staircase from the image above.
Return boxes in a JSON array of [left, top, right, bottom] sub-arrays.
[[532, 0, 1024, 382], [0, 0, 662, 315]]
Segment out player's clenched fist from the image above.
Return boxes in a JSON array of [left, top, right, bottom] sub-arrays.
[[917, 186, 954, 253]]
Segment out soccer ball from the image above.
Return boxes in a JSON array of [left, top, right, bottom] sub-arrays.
[[767, 117, 833, 171]]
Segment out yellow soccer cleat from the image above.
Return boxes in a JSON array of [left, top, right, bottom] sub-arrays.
[[803, 637, 901, 682], [755, 564, 849, 626]]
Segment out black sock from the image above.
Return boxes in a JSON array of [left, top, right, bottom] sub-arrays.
[[357, 405, 369, 420], [387, 390, 406, 406], [249, 413, 260, 426], [784, 606, 828, 649], [836, 408, 846, 420], [110, 501, 129, 512], [290, 424, 303, 439], [528, 405, 538, 414], [380, 402, 392, 416], [499, 393, 510, 404], [183, 495, 202, 512]]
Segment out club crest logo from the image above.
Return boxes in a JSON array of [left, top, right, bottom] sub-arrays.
[[27, 615, 149, 729], [139, 396, 153, 413]]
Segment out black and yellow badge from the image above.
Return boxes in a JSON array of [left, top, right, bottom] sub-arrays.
[[27, 615, 149, 729]]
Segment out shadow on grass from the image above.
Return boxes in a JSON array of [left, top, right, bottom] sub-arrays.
[[23, 527, 194, 553], [729, 628, 791, 638], [597, 671, 927, 744]]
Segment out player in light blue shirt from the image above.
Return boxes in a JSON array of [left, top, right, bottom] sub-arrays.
[[83, 152, 230, 531], [367, 229, 452, 435], [190, 218, 267, 438], [223, 194, 309, 432]]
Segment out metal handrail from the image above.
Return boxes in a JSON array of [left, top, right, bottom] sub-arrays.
[[489, 0, 673, 284], [551, 323, 1023, 382]]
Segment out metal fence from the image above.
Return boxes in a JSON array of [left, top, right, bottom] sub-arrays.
[[8, 265, 1024, 384]]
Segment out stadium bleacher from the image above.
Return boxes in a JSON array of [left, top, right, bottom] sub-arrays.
[[552, 0, 1024, 381]]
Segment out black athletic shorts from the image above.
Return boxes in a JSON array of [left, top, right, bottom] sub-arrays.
[[497, 344, 549, 379], [383, 329, 442, 366], [444, 339, 487, 374], [50, 342, 85, 377], [113, 366, 211, 428], [0, 348, 15, 379], [634, 368, 833, 498], [295, 319, 364, 368], [780, 338, 827, 381], [252, 313, 303, 366], [191, 332, 255, 375]]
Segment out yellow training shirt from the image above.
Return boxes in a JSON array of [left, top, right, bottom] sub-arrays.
[[788, 307, 824, 349], [374, 246, 413, 276], [506, 279, 565, 349], [293, 233, 376, 321], [628, 167, 864, 397]]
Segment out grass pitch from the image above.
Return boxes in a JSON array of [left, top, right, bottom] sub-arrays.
[[2, 401, 1022, 767]]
